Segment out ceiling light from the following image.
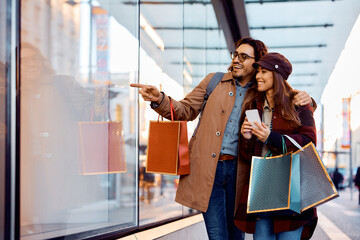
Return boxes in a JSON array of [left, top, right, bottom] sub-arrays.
[[183, 69, 192, 85], [183, 56, 193, 74], [140, 13, 165, 51]]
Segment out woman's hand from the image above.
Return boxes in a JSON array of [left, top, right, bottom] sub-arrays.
[[130, 83, 162, 103], [241, 117, 253, 139], [252, 122, 270, 143]]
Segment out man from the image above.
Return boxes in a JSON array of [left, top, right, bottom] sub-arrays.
[[131, 37, 312, 240]]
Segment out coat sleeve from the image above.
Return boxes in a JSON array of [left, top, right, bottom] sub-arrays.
[[239, 136, 257, 163], [152, 73, 215, 121], [267, 104, 317, 152]]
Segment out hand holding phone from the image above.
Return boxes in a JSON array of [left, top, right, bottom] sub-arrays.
[[245, 109, 261, 130]]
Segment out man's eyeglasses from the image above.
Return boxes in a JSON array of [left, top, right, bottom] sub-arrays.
[[230, 51, 255, 62]]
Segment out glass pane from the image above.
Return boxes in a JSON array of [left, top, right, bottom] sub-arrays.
[[184, 1, 206, 93], [0, 0, 7, 237], [19, 0, 138, 238], [139, 0, 185, 225], [205, 4, 230, 74]]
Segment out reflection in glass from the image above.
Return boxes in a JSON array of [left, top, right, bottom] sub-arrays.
[[18, 0, 229, 237], [20, 0, 138, 238], [0, 56, 5, 240], [138, 1, 186, 225], [1, 0, 8, 236]]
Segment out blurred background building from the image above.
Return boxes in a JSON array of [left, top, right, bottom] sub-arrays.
[[1, 0, 360, 239]]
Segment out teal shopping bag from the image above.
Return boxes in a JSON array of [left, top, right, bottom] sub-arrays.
[[290, 152, 301, 212], [247, 137, 301, 215], [284, 135, 339, 212]]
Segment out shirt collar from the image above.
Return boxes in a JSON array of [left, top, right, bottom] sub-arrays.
[[221, 72, 255, 88], [263, 98, 271, 111], [235, 80, 255, 89]]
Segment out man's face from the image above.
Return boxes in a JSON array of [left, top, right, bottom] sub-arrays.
[[231, 44, 256, 82], [20, 48, 43, 82]]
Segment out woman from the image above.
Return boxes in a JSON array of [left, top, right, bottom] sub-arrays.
[[237, 52, 317, 239]]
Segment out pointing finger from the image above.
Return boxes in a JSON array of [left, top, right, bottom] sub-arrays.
[[130, 83, 147, 88]]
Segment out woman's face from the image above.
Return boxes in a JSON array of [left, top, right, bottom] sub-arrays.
[[256, 66, 274, 93]]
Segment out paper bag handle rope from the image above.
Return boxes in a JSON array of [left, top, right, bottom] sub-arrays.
[[91, 86, 112, 122], [90, 104, 112, 122], [156, 96, 177, 122], [284, 135, 304, 151], [169, 99, 177, 121], [264, 135, 287, 158]]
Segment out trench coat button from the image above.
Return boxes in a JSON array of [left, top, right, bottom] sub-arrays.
[[212, 153, 216, 158], [216, 131, 221, 136], [229, 92, 234, 96], [221, 110, 225, 114]]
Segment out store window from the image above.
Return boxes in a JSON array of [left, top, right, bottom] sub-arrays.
[[0, 0, 7, 237], [18, 0, 229, 238], [19, 0, 138, 238], [137, 0, 229, 225], [138, 1, 187, 225]]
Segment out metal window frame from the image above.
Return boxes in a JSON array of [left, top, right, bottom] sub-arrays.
[[3, 0, 250, 239], [4, 0, 20, 239]]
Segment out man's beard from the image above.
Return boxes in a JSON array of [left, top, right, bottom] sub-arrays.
[[231, 70, 243, 80]]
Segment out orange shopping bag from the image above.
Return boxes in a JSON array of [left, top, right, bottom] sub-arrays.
[[146, 100, 190, 175], [78, 121, 126, 175]]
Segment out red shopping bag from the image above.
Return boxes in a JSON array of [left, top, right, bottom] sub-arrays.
[[146, 100, 190, 175], [78, 121, 126, 175]]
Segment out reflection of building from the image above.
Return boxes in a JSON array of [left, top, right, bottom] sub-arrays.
[[2, 0, 360, 239], [0, 5, 6, 60], [21, 0, 80, 76]]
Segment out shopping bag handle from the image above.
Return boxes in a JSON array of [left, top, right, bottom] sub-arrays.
[[169, 97, 177, 122], [264, 135, 287, 158], [157, 114, 163, 122], [90, 85, 113, 122], [155, 96, 177, 122], [284, 135, 304, 151], [90, 104, 113, 122]]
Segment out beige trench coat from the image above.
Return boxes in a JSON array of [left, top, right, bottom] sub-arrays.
[[153, 72, 256, 213]]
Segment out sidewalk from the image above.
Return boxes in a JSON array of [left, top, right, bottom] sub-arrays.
[[245, 187, 360, 240], [313, 187, 360, 240]]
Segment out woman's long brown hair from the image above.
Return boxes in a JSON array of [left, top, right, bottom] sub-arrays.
[[272, 71, 301, 127]]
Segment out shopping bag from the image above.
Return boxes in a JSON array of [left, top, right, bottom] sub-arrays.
[[78, 121, 127, 175], [286, 139, 339, 211], [247, 137, 301, 215], [282, 135, 339, 211], [146, 100, 190, 175]]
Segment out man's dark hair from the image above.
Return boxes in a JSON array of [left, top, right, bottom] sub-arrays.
[[234, 37, 268, 61]]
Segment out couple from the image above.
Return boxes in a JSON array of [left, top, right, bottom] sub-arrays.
[[131, 37, 317, 240]]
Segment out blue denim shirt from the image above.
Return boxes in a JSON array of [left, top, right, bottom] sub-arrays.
[[219, 80, 254, 156]]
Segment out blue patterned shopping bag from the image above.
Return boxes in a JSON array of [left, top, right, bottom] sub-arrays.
[[247, 136, 301, 215]]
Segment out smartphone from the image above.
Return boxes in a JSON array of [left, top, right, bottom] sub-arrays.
[[245, 109, 261, 129]]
